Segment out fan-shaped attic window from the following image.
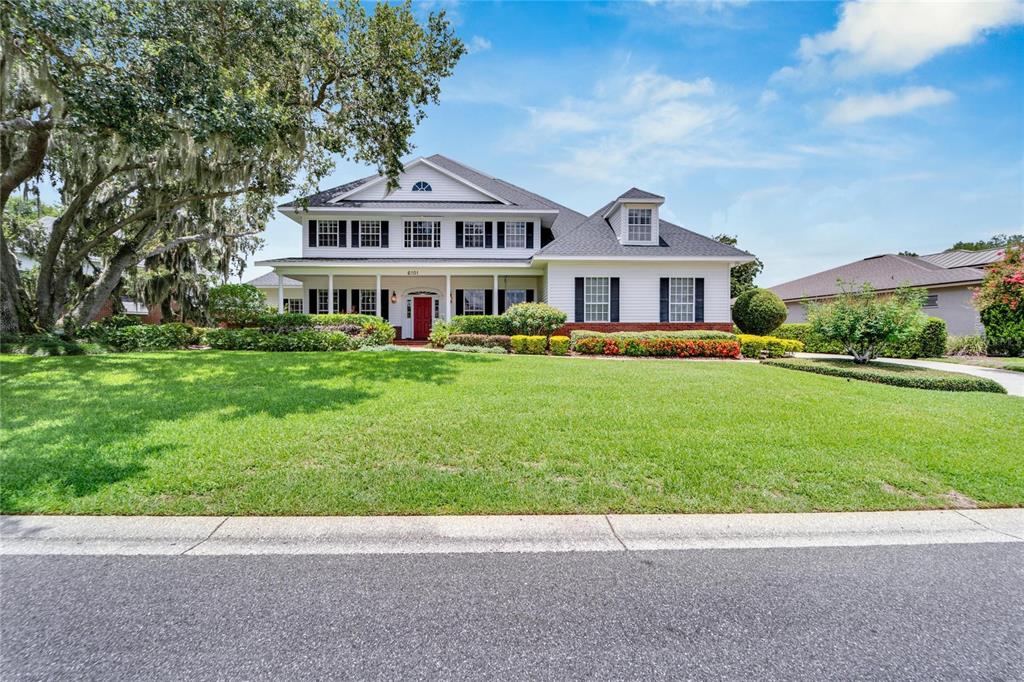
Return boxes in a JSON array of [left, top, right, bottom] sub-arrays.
[[411, 181, 432, 192]]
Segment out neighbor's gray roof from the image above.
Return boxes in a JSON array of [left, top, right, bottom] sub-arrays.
[[535, 200, 754, 260], [919, 247, 1005, 269], [769, 254, 986, 301], [246, 272, 303, 287], [617, 187, 664, 200]]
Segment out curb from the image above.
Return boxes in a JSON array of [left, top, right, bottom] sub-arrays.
[[2, 509, 1022, 556]]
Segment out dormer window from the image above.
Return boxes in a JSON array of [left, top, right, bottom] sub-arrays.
[[411, 181, 432, 192], [627, 208, 653, 242]]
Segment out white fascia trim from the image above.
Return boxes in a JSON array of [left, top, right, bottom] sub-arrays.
[[533, 255, 756, 264], [326, 157, 512, 205], [280, 207, 557, 216], [601, 197, 664, 219], [256, 259, 539, 269]]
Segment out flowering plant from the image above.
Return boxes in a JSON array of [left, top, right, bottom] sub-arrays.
[[974, 244, 1024, 356]]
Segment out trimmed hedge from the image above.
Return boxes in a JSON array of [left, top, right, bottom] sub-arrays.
[[569, 329, 736, 345], [549, 336, 570, 356], [574, 336, 741, 358], [449, 315, 512, 336], [503, 303, 566, 337], [732, 288, 787, 336], [510, 335, 547, 354], [981, 303, 1024, 357], [204, 328, 360, 352], [106, 323, 199, 351], [771, 323, 844, 353], [448, 333, 512, 350], [737, 334, 804, 358], [443, 343, 508, 354], [772, 320, 948, 359], [245, 312, 395, 347], [762, 358, 1006, 394]]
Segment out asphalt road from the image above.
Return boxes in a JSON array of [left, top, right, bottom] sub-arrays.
[[3, 543, 1022, 680]]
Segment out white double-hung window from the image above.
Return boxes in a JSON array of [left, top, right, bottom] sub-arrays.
[[584, 277, 610, 322], [283, 298, 302, 313], [464, 289, 486, 315], [317, 220, 340, 247], [359, 220, 381, 247], [464, 221, 485, 248], [627, 208, 652, 242], [668, 277, 695, 322], [405, 220, 441, 248], [504, 221, 527, 248], [359, 289, 377, 315]]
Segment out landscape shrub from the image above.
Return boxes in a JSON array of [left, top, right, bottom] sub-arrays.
[[569, 329, 735, 345], [573, 336, 741, 359], [204, 328, 358, 352], [208, 283, 268, 325], [249, 312, 395, 346], [357, 345, 412, 352], [806, 284, 927, 363], [78, 313, 142, 341], [762, 358, 1006, 394], [946, 335, 987, 356], [510, 335, 546, 354], [427, 321, 453, 348], [106, 323, 198, 351], [450, 315, 512, 336], [882, 317, 947, 359], [549, 336, 570, 356], [980, 304, 1024, 357], [0, 332, 107, 356], [771, 323, 844, 353], [973, 244, 1023, 357], [737, 334, 804, 358], [443, 343, 507, 354], [448, 333, 512, 350], [732, 288, 788, 336], [503, 303, 567, 338]]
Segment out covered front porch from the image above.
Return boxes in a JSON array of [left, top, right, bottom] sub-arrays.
[[261, 263, 545, 340]]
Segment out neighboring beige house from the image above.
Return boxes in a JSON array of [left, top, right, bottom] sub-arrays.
[[769, 248, 1004, 336]]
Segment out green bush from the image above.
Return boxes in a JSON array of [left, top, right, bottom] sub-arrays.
[[510, 335, 547, 354], [549, 336, 570, 356], [806, 284, 927, 363], [732, 288, 788, 336], [946, 335, 987, 356], [0, 333, 108, 356], [208, 283, 268, 325], [570, 329, 735, 345], [883, 317, 947, 358], [448, 333, 512, 350], [771, 323, 844, 353], [762, 358, 1006, 394], [357, 345, 412, 352], [450, 315, 512, 336], [204, 328, 359, 352], [503, 303, 567, 338], [981, 304, 1024, 357], [250, 312, 394, 346], [106, 323, 198, 351], [427, 321, 453, 348], [443, 343, 507, 354], [737, 334, 804, 358]]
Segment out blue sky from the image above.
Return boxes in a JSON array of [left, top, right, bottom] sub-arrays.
[[250, 0, 1024, 286]]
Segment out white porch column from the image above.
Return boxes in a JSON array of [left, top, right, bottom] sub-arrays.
[[445, 274, 452, 321], [328, 273, 334, 313], [277, 273, 284, 313], [492, 274, 499, 314], [375, 273, 382, 317]]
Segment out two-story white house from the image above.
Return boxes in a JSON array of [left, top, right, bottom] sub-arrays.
[[252, 154, 755, 339]]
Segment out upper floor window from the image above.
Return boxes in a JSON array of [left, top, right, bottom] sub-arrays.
[[584, 277, 610, 322], [404, 220, 441, 248], [411, 181, 432, 192], [668, 277, 695, 322], [464, 221, 486, 248], [317, 220, 340, 247], [359, 220, 382, 247], [627, 208, 652, 242], [505, 221, 527, 249]]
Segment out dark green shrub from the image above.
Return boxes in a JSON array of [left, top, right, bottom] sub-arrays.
[[549, 336, 570, 356], [208, 283, 268, 325], [732, 288, 788, 336], [503, 303, 566, 338], [883, 317, 947, 358], [762, 358, 1006, 393], [106, 323, 197, 351], [448, 333, 512, 350], [450, 315, 512, 336], [204, 328, 358, 351], [981, 304, 1024, 357], [0, 333, 106, 356]]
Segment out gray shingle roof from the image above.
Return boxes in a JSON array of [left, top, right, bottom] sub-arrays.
[[535, 201, 753, 260], [769, 254, 986, 301], [246, 272, 302, 287], [617, 187, 664, 200], [259, 257, 535, 265], [919, 247, 1005, 269]]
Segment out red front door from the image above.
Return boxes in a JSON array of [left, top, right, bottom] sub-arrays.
[[413, 297, 433, 339]]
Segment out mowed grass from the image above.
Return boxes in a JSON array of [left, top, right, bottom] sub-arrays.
[[1, 351, 1021, 515]]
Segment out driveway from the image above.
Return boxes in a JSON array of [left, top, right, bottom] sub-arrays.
[[795, 352, 1024, 396]]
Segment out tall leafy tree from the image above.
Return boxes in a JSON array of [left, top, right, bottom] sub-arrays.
[[713, 234, 763, 298], [948, 234, 1024, 252], [1, 0, 464, 332]]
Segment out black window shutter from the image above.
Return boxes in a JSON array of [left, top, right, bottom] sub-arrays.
[[339, 220, 347, 247], [485, 222, 493, 248], [526, 222, 534, 249], [574, 278, 584, 322], [380, 289, 389, 320], [455, 221, 464, 248], [455, 289, 464, 315], [351, 221, 359, 248], [380, 221, 388, 248], [496, 222, 505, 248], [659, 278, 670, 323], [485, 290, 493, 315], [526, 289, 535, 302], [351, 289, 359, 313], [308, 220, 318, 247], [498, 289, 506, 313], [695, 278, 705, 323], [610, 278, 620, 322], [338, 289, 347, 312], [433, 222, 441, 248], [308, 289, 318, 314], [404, 223, 411, 248]]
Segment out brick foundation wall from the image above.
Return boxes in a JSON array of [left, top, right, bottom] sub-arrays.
[[554, 322, 734, 335]]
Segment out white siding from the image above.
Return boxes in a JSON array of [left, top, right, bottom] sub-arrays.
[[256, 287, 303, 309], [345, 164, 495, 202], [606, 205, 623, 240], [605, 203, 661, 245], [545, 261, 733, 323], [301, 214, 543, 260]]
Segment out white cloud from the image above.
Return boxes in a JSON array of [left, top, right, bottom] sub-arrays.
[[788, 0, 1024, 78], [467, 35, 491, 54], [758, 89, 778, 106], [826, 86, 955, 124], [529, 109, 600, 134]]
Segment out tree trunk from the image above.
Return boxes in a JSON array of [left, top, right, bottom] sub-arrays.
[[62, 239, 146, 329], [0, 230, 34, 334]]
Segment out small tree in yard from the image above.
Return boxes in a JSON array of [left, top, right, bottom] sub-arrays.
[[208, 284, 267, 326], [503, 303, 567, 339], [973, 244, 1024, 356], [806, 284, 926, 363]]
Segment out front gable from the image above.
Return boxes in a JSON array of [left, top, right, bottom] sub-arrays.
[[336, 159, 506, 203]]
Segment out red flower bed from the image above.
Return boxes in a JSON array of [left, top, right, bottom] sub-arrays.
[[573, 336, 741, 359]]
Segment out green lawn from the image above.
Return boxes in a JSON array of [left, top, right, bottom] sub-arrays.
[[1, 351, 1021, 515], [934, 356, 1024, 373]]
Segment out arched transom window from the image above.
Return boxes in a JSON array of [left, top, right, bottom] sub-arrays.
[[411, 181, 432, 192]]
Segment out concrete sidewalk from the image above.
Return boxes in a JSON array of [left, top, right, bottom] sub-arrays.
[[2, 509, 1021, 556]]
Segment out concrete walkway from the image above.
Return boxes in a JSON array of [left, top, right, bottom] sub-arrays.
[[795, 352, 1024, 396], [2, 509, 1021, 555]]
